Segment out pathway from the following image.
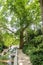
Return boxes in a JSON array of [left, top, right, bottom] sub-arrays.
[[18, 49, 32, 65]]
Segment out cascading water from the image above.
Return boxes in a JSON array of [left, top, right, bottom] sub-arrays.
[[7, 45, 18, 65]]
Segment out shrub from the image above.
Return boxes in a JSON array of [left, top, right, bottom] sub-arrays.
[[23, 28, 43, 65], [30, 49, 43, 65], [29, 35, 43, 47]]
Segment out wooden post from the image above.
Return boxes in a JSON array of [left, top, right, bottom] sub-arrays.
[[0, 60, 14, 63]]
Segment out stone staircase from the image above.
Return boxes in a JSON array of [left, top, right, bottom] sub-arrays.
[[18, 49, 32, 65]]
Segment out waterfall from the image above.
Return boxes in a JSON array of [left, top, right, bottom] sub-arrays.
[[7, 45, 18, 65]]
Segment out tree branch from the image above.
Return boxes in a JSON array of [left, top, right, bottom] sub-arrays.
[[22, 23, 29, 31], [0, 23, 16, 34]]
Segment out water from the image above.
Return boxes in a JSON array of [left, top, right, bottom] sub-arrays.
[[0, 45, 18, 65], [8, 46, 18, 65]]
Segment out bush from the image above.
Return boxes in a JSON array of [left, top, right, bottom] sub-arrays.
[[0, 33, 4, 52], [0, 43, 3, 52], [0, 62, 8, 65], [23, 45, 43, 65], [0, 54, 9, 65], [30, 35, 43, 47], [23, 28, 43, 65], [23, 36, 43, 65], [30, 49, 43, 65]]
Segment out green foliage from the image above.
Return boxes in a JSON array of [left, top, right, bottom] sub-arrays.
[[23, 28, 43, 65], [0, 63, 8, 65], [0, 32, 4, 52], [30, 35, 43, 47], [0, 0, 43, 65], [0, 0, 41, 31], [30, 49, 43, 65], [0, 55, 8, 65], [0, 0, 41, 49], [3, 33, 19, 47], [23, 43, 43, 65]]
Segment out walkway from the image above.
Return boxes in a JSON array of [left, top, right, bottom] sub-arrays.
[[18, 49, 32, 65]]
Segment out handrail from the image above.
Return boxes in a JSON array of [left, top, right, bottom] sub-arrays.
[[0, 60, 14, 63]]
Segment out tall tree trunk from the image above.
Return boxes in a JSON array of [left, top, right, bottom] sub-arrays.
[[40, 0, 43, 33], [20, 31, 24, 49]]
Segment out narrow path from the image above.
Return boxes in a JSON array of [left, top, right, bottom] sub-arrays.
[[18, 49, 32, 65]]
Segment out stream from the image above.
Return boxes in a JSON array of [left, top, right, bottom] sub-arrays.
[[8, 46, 18, 65], [0, 45, 19, 65]]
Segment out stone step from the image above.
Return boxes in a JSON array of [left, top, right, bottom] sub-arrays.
[[18, 50, 32, 65]]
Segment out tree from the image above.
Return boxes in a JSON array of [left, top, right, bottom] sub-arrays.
[[0, 0, 41, 48], [39, 0, 43, 33]]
